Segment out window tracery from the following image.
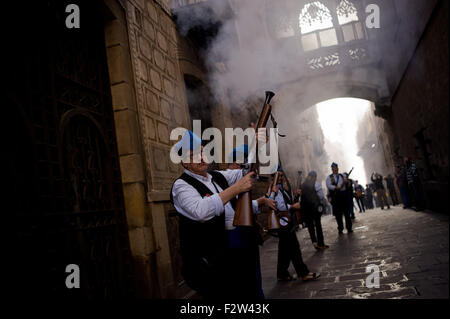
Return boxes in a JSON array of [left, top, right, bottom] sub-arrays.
[[336, 0, 358, 25], [299, 1, 333, 34], [299, 1, 337, 51], [336, 0, 366, 42]]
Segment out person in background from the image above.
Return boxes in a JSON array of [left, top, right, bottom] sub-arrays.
[[404, 157, 425, 211], [301, 171, 329, 250], [364, 184, 374, 210], [326, 163, 353, 234], [354, 180, 366, 213], [343, 172, 356, 219], [372, 183, 381, 208], [273, 169, 321, 282], [395, 164, 411, 209], [371, 172, 390, 210], [385, 174, 399, 206]]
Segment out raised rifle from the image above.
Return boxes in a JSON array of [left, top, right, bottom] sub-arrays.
[[345, 167, 354, 189], [293, 170, 303, 203], [233, 91, 275, 227], [347, 167, 354, 178]]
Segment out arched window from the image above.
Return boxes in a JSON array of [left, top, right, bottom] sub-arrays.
[[337, 0, 366, 42], [299, 1, 338, 51]]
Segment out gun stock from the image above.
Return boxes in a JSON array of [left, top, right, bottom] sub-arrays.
[[233, 91, 275, 227]]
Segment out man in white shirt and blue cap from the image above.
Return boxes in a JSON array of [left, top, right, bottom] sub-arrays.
[[326, 162, 353, 234], [170, 131, 274, 299]]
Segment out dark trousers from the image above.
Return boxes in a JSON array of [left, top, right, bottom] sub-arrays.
[[332, 195, 352, 232], [225, 228, 264, 299], [408, 181, 425, 210], [365, 196, 374, 209], [348, 196, 355, 218], [388, 187, 399, 205], [332, 202, 352, 232], [399, 187, 412, 208], [376, 189, 390, 209], [356, 197, 366, 212], [185, 257, 226, 300], [306, 213, 325, 246], [334, 210, 353, 232], [277, 229, 309, 278]]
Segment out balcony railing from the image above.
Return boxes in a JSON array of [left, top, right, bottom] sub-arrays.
[[303, 39, 373, 74]]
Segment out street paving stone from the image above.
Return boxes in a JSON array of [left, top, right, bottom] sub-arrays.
[[260, 206, 449, 299]]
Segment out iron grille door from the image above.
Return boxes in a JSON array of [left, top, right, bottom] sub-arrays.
[[6, 0, 134, 298]]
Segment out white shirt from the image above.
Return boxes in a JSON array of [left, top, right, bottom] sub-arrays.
[[314, 181, 325, 200], [274, 185, 292, 226], [172, 169, 260, 230], [326, 173, 345, 192]]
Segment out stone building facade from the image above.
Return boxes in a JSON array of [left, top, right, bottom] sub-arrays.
[[357, 102, 396, 182], [383, 0, 448, 213], [105, 0, 269, 298], [357, 0, 448, 212]]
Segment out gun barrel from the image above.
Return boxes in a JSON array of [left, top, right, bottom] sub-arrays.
[[233, 91, 276, 227]]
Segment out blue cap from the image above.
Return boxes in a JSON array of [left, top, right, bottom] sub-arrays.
[[331, 162, 338, 168], [174, 130, 202, 156], [308, 170, 317, 177], [229, 144, 249, 163]]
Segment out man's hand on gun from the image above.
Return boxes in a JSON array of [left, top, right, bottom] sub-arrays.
[[271, 184, 279, 194], [257, 197, 277, 210], [251, 122, 268, 144], [235, 171, 256, 194]]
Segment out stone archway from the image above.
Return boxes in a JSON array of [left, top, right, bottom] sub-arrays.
[[270, 76, 394, 189]]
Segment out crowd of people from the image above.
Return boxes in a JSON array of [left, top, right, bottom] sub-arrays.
[[350, 156, 425, 213], [169, 129, 426, 300]]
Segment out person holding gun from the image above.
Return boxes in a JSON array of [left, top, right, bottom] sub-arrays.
[[273, 167, 320, 282], [343, 171, 356, 220], [225, 143, 277, 299], [170, 129, 275, 300], [326, 162, 353, 234]]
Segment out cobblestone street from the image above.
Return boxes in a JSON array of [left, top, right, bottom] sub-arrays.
[[260, 206, 449, 299]]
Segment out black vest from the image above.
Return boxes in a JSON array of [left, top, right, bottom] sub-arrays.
[[170, 171, 232, 288], [328, 173, 345, 205], [301, 180, 321, 212], [279, 186, 292, 207]]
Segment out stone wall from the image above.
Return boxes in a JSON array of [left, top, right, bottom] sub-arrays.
[[124, 0, 197, 298], [106, 0, 246, 298], [104, 0, 196, 298], [388, 0, 449, 213]]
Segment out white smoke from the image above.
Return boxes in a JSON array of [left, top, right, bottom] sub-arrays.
[[171, 0, 388, 183]]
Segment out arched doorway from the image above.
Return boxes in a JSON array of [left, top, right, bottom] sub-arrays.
[[6, 0, 133, 298]]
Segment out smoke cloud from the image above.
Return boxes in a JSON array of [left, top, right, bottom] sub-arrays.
[[171, 0, 390, 185]]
